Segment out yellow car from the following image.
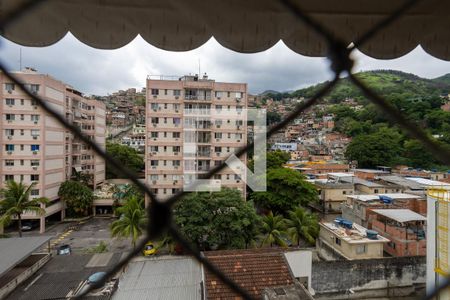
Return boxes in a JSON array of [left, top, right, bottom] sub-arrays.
[[142, 242, 157, 256]]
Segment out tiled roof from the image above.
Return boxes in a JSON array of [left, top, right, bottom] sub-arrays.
[[204, 249, 294, 299]]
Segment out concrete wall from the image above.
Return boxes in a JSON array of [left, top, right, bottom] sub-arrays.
[[312, 256, 426, 299]]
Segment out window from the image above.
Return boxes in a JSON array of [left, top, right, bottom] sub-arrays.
[[4, 175, 14, 181], [5, 83, 15, 92], [5, 114, 15, 121], [151, 103, 158, 110], [374, 189, 379, 193], [150, 174, 158, 181], [5, 98, 15, 105], [20, 99, 24, 105], [20, 129, 24, 136], [151, 89, 159, 95], [164, 103, 168, 109], [343, 191, 347, 195], [173, 89, 181, 96], [215, 147, 222, 152], [31, 145, 40, 151], [173, 160, 181, 167], [31, 99, 38, 106], [235, 92, 242, 99], [21, 114, 25, 120], [173, 146, 181, 152], [163, 146, 167, 152], [214, 160, 222, 166], [388, 242, 396, 249], [235, 174, 241, 180], [31, 189, 39, 196], [335, 238, 341, 246], [30, 174, 39, 181], [235, 133, 243, 139], [215, 91, 222, 98], [214, 132, 222, 139], [214, 174, 221, 179], [5, 129, 14, 136], [5, 144, 14, 151], [151, 117, 159, 124], [173, 118, 181, 125], [150, 132, 158, 138], [215, 105, 222, 111], [164, 132, 167, 138], [164, 117, 167, 124], [5, 160, 14, 166], [28, 84, 40, 93], [150, 146, 159, 152], [173, 132, 180, 138], [150, 160, 159, 166], [31, 129, 40, 137], [227, 147, 230, 152], [356, 245, 366, 254], [164, 89, 168, 95], [227, 91, 230, 97], [20, 144, 24, 151], [31, 160, 39, 166]]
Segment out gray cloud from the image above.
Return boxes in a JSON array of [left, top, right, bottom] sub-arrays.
[[0, 34, 449, 96]]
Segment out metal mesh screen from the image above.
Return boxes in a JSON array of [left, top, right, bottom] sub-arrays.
[[0, 0, 448, 299]]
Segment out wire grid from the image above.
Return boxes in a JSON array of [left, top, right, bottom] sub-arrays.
[[1, 0, 449, 299]]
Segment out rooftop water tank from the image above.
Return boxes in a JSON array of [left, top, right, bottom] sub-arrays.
[[379, 195, 393, 204], [341, 220, 353, 229], [366, 230, 378, 240]]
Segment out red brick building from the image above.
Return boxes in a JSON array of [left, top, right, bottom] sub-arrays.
[[371, 209, 426, 257]]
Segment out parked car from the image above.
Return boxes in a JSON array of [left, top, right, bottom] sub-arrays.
[[57, 244, 72, 255], [21, 221, 38, 231], [142, 242, 157, 256]]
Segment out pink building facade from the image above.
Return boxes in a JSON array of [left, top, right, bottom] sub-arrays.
[[0, 69, 105, 233], [145, 74, 247, 205]]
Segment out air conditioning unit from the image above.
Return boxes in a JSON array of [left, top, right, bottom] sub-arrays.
[[153, 138, 157, 141], [174, 166, 179, 169], [33, 136, 38, 139], [152, 109, 157, 112], [174, 124, 179, 127], [32, 166, 38, 170], [217, 97, 221, 100], [237, 125, 241, 130], [152, 123, 157, 127], [216, 125, 221, 128], [7, 120, 12, 123], [216, 138, 220, 142], [236, 98, 241, 102], [175, 96, 179, 100], [152, 180, 157, 184], [34, 121, 38, 124], [7, 151, 12, 154], [7, 135, 12, 139], [34, 106, 38, 109], [174, 152, 179, 155], [173, 181, 177, 185], [175, 138, 178, 141], [151, 166, 156, 169], [175, 110, 179, 113], [153, 95, 157, 99], [237, 140, 240, 142], [33, 151, 38, 154], [7, 90, 12, 94], [8, 104, 12, 107], [216, 152, 220, 156], [152, 151, 157, 155]]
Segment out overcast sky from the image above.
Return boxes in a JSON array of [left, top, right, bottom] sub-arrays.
[[1, 33, 450, 96]]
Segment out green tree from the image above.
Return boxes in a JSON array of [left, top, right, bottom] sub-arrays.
[[251, 168, 318, 215], [71, 170, 93, 185], [267, 111, 282, 125], [345, 127, 403, 168], [106, 142, 144, 179], [58, 180, 94, 217], [0, 181, 48, 237], [259, 211, 287, 247], [285, 207, 319, 246], [174, 189, 260, 250], [110, 196, 146, 248], [248, 150, 291, 172]]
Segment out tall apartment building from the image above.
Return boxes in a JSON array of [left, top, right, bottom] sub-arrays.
[[145, 74, 247, 205], [0, 68, 105, 233]]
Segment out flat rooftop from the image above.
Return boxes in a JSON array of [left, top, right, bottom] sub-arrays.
[[405, 177, 450, 187], [320, 222, 389, 244], [328, 172, 355, 178], [371, 209, 427, 223], [347, 193, 422, 202], [0, 236, 51, 278]]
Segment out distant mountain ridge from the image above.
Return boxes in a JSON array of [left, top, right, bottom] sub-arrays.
[[290, 70, 450, 103]]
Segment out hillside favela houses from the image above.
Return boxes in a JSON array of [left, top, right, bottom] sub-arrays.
[[0, 68, 106, 233], [145, 74, 247, 205]]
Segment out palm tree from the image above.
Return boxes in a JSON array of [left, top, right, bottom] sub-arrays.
[[0, 181, 48, 237], [110, 196, 146, 248], [259, 211, 287, 247], [285, 207, 319, 246]]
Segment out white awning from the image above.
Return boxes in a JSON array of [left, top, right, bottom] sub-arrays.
[[1, 0, 449, 60], [73, 166, 82, 172]]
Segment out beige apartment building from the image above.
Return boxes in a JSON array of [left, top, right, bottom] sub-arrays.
[[145, 74, 247, 205], [0, 68, 105, 233]]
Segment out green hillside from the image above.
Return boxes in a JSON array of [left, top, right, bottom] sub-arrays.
[[291, 70, 450, 103]]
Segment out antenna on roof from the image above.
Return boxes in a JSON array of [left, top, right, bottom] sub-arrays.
[[19, 48, 22, 71]]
